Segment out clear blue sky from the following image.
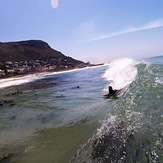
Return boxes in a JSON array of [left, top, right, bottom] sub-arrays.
[[1, 0, 163, 63]]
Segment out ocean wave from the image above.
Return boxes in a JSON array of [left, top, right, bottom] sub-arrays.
[[71, 111, 144, 163], [71, 59, 163, 162], [155, 77, 163, 85], [103, 58, 138, 90]]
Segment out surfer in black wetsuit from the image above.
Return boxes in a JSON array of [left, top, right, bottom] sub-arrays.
[[105, 86, 117, 97], [109, 86, 117, 96]]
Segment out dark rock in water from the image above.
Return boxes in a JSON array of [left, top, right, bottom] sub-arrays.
[[0, 153, 14, 163], [4, 100, 14, 104], [9, 103, 15, 106], [0, 100, 15, 107], [11, 91, 22, 96]]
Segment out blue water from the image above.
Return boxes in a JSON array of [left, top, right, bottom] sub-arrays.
[[0, 56, 162, 162]]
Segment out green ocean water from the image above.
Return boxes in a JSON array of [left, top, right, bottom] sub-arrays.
[[0, 57, 162, 163]]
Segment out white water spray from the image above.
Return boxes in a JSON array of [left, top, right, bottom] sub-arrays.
[[103, 58, 137, 90]]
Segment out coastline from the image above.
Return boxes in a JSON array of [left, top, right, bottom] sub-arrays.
[[0, 64, 106, 89], [0, 72, 50, 89], [0, 72, 49, 83]]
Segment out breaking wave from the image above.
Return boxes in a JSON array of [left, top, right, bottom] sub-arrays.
[[71, 58, 163, 163], [103, 58, 137, 90]]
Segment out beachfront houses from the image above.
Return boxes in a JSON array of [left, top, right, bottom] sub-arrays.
[[0, 58, 88, 78]]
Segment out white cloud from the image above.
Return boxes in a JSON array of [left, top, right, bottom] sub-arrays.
[[82, 19, 163, 42]]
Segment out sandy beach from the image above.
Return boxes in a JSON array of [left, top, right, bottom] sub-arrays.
[[0, 72, 50, 89]]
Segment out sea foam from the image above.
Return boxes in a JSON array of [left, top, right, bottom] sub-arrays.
[[103, 58, 137, 90], [0, 75, 43, 89]]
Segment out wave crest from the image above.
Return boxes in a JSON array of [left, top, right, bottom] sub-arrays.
[[103, 58, 137, 90]]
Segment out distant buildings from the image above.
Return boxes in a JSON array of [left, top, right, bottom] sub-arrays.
[[0, 58, 89, 78]]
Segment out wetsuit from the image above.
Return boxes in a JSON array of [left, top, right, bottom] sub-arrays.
[[106, 86, 117, 96]]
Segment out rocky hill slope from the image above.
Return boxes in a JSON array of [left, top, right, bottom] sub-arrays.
[[0, 40, 83, 65]]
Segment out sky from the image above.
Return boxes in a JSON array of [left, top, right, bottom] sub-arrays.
[[0, 0, 163, 63]]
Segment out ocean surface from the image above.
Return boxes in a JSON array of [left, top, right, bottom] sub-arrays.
[[0, 57, 162, 163]]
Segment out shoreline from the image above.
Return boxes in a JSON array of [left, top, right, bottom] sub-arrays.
[[0, 71, 50, 89], [0, 64, 106, 89], [0, 71, 50, 83]]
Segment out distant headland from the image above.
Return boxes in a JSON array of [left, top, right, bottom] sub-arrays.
[[0, 40, 100, 78]]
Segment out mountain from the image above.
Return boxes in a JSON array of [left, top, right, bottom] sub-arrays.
[[0, 40, 84, 65]]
